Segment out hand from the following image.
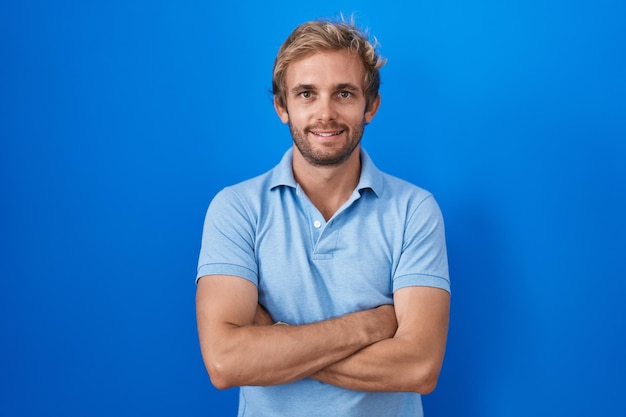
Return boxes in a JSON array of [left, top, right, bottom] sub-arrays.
[[253, 303, 275, 326]]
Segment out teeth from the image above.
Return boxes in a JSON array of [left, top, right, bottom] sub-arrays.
[[314, 131, 342, 137]]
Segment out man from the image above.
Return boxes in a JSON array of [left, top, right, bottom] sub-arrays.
[[196, 17, 450, 417]]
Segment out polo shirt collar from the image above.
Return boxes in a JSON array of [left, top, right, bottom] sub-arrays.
[[269, 147, 384, 197], [357, 148, 383, 197], [270, 148, 299, 189]]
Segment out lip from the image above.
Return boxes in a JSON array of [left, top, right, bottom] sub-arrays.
[[310, 129, 345, 138]]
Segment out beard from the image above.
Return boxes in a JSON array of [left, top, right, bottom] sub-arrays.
[[289, 119, 365, 167]]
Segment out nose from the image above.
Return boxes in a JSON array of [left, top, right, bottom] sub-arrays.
[[315, 95, 337, 122]]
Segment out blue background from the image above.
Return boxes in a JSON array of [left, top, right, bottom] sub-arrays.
[[2, 1, 625, 416]]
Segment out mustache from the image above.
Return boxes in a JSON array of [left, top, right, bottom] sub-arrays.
[[304, 123, 347, 133]]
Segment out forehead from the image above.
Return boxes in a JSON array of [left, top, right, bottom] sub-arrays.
[[284, 49, 366, 89]]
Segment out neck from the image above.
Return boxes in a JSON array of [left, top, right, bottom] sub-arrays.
[[292, 146, 361, 221]]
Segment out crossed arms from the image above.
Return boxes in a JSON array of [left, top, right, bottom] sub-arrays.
[[195, 274, 449, 394]]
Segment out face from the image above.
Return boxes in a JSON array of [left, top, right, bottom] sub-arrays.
[[274, 49, 380, 167]]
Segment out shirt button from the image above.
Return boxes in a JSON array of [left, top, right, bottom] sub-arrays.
[[313, 220, 322, 228]]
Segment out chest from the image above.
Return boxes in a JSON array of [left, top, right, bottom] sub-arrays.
[[254, 191, 405, 324]]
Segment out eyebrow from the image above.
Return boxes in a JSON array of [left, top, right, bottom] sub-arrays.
[[291, 84, 316, 93], [291, 83, 361, 93], [336, 83, 361, 92]]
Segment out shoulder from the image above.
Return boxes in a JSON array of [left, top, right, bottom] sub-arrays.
[[379, 171, 439, 212], [210, 169, 274, 211], [381, 172, 431, 198], [361, 149, 434, 207], [210, 149, 293, 209], [360, 150, 442, 222]]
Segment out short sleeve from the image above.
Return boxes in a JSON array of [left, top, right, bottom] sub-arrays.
[[392, 195, 450, 293], [196, 187, 259, 285]]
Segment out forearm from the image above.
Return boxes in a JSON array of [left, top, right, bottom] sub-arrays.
[[310, 287, 450, 394], [310, 336, 441, 394], [200, 305, 396, 389]]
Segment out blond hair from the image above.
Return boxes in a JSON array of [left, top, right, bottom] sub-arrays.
[[272, 17, 386, 111]]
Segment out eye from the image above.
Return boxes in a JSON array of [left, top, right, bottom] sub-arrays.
[[299, 91, 312, 99], [339, 91, 352, 99]]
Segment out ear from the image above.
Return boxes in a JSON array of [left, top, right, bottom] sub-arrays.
[[273, 96, 289, 124], [364, 93, 381, 124]]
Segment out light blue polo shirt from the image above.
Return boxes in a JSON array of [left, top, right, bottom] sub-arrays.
[[197, 148, 450, 417]]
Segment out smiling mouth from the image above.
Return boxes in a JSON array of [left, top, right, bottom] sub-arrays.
[[310, 130, 344, 137]]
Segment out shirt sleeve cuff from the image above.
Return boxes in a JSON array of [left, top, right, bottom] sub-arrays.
[[196, 263, 258, 286], [393, 273, 451, 294]]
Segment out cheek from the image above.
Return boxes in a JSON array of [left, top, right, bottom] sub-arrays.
[[284, 107, 308, 127], [349, 110, 369, 126]]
